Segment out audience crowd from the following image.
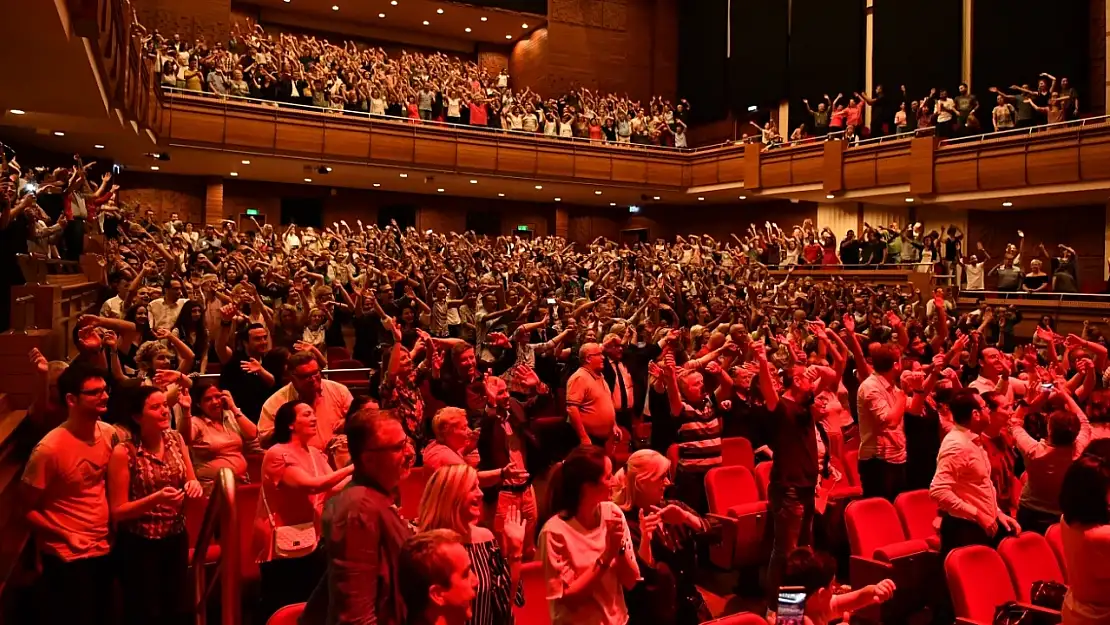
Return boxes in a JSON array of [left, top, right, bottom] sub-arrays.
[[6, 150, 1110, 625], [144, 21, 693, 148]]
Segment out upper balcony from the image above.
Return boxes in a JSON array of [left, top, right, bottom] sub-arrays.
[[159, 89, 1110, 207]]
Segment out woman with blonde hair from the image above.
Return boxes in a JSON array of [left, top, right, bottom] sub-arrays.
[[418, 464, 526, 625], [613, 449, 713, 625]]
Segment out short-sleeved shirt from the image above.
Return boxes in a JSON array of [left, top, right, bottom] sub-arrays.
[[421, 441, 479, 472], [187, 412, 261, 486], [857, 373, 907, 463], [674, 397, 722, 472], [253, 443, 330, 563], [566, 368, 616, 438], [259, 380, 354, 449], [21, 421, 117, 561]]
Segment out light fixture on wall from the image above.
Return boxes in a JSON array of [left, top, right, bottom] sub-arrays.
[[373, 183, 380, 187], [610, 202, 617, 206], [241, 159, 250, 165], [522, 23, 529, 28], [595, 190, 602, 195], [826, 194, 835, 199], [379, 12, 385, 17], [554, 198, 561, 202], [653, 196, 661, 200], [697, 197, 705, 201], [399, 173, 408, 178], [304, 178, 313, 183], [465, 27, 471, 32], [53, 131, 64, 136], [437, 188, 445, 192], [738, 195, 747, 200], [1002, 201, 1013, 207], [230, 172, 238, 177], [470, 179, 478, 184], [332, 5, 339, 10], [534, 185, 542, 190], [423, 20, 430, 25], [505, 35, 512, 39], [497, 193, 505, 197], [94, 144, 105, 149], [481, 16, 488, 21], [905, 197, 914, 203], [150, 166, 159, 171], [437, 8, 444, 13], [9, 109, 25, 115]]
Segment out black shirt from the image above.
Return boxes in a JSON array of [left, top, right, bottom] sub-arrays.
[[766, 397, 818, 489], [219, 349, 279, 422], [840, 240, 862, 266]]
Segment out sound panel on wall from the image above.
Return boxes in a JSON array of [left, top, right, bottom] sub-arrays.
[[678, 0, 729, 124], [729, 0, 790, 114], [972, 0, 1088, 106], [873, 0, 962, 101], [788, 0, 865, 132]]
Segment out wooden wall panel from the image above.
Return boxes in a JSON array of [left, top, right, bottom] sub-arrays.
[[716, 155, 745, 183], [537, 149, 574, 178], [1080, 139, 1110, 180], [414, 138, 457, 168], [875, 150, 910, 187], [761, 162, 793, 189], [223, 116, 276, 150], [909, 137, 935, 195], [934, 157, 980, 193], [647, 162, 684, 187], [822, 140, 843, 194], [369, 133, 415, 163], [323, 128, 370, 158], [457, 141, 498, 171], [744, 143, 762, 189], [168, 110, 226, 144], [276, 121, 325, 155], [843, 158, 877, 190], [574, 155, 612, 180], [690, 161, 718, 186], [1025, 146, 1080, 186], [977, 152, 1026, 189], [496, 147, 537, 175], [610, 158, 648, 185], [791, 154, 824, 184]]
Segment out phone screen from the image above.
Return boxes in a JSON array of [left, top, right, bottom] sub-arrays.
[[777, 587, 807, 625]]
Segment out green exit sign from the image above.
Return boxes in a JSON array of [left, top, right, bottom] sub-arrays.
[[516, 225, 530, 231], [246, 208, 260, 216]]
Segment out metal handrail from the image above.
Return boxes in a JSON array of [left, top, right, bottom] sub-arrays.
[[940, 114, 1110, 146], [191, 467, 240, 625], [957, 290, 1110, 302], [190, 366, 374, 383], [161, 87, 696, 153]]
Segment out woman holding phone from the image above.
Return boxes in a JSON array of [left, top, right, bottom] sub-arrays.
[[178, 380, 262, 493], [538, 445, 640, 625]]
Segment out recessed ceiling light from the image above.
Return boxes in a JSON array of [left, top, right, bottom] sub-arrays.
[[610, 202, 616, 206], [325, 166, 332, 172], [94, 144, 105, 149], [1002, 201, 1013, 207], [738, 195, 746, 200], [595, 190, 602, 195], [390, 0, 396, 4], [283, 0, 290, 3], [399, 173, 408, 178], [534, 185, 543, 190], [436, 8, 443, 13], [332, 4, 338, 10], [697, 197, 705, 201], [53, 131, 64, 136], [150, 166, 159, 171], [230, 172, 238, 177], [465, 27, 471, 32], [437, 188, 445, 192], [470, 179, 478, 184], [423, 20, 430, 25], [826, 194, 835, 199], [378, 12, 385, 17], [304, 178, 313, 183], [905, 197, 914, 203], [373, 183, 381, 187], [9, 109, 25, 115], [497, 193, 505, 197], [481, 16, 488, 21], [522, 23, 529, 28], [554, 198, 561, 202], [241, 159, 250, 165], [505, 35, 512, 39], [653, 196, 661, 200]]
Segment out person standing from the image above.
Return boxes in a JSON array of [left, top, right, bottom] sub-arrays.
[[303, 406, 415, 625], [20, 365, 118, 625], [259, 351, 353, 448], [567, 343, 619, 450], [856, 343, 908, 501], [397, 530, 478, 625], [930, 389, 1020, 556]]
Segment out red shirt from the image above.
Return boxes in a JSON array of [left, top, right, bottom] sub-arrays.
[[846, 102, 865, 128], [803, 242, 822, 264], [469, 102, 488, 126]]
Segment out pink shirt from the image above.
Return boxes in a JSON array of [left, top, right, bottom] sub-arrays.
[[253, 443, 330, 563], [1061, 520, 1110, 624], [846, 102, 865, 128]]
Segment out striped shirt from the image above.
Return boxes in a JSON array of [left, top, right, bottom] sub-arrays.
[[465, 537, 523, 625], [675, 398, 722, 471]]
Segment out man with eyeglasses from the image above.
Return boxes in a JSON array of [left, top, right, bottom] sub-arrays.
[[303, 406, 415, 625], [567, 342, 619, 449], [21, 364, 119, 625], [259, 351, 353, 448]]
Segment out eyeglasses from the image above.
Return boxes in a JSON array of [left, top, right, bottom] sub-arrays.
[[78, 386, 109, 397], [367, 439, 413, 454], [292, 369, 322, 381]]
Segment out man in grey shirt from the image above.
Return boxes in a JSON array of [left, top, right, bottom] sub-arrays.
[[990, 258, 1023, 292]]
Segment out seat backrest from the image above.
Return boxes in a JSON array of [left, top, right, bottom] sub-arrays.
[[705, 466, 759, 514], [894, 489, 938, 541], [238, 483, 262, 582], [699, 613, 768, 625], [844, 497, 907, 557], [513, 561, 550, 625], [399, 466, 429, 521], [842, 448, 860, 487], [722, 437, 755, 470], [998, 532, 1065, 601], [326, 346, 351, 365], [753, 461, 772, 501], [1045, 523, 1067, 581], [666, 444, 678, 480], [267, 602, 306, 625], [945, 545, 1017, 623]]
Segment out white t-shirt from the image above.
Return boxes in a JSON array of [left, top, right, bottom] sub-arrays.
[[447, 98, 461, 118], [149, 297, 186, 330], [964, 262, 985, 290], [538, 501, 639, 625]]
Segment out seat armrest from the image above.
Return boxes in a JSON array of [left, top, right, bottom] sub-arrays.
[[956, 618, 987, 625], [1014, 603, 1062, 624]]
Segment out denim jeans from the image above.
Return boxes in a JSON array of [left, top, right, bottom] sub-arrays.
[[765, 484, 816, 604]]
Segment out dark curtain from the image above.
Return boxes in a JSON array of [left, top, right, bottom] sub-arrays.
[[729, 0, 790, 116], [678, 0, 730, 124], [788, 0, 865, 133], [973, 0, 1089, 128], [873, 0, 963, 105]]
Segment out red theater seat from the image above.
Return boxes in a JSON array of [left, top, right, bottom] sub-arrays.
[[326, 346, 351, 366], [699, 613, 768, 625], [753, 461, 772, 500], [998, 532, 1066, 602], [945, 545, 1019, 625], [267, 602, 305, 625], [705, 465, 767, 569], [399, 466, 429, 522], [513, 561, 549, 625], [1045, 523, 1067, 581], [721, 436, 755, 470], [328, 358, 368, 384], [894, 489, 940, 550]]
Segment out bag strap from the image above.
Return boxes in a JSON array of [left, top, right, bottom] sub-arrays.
[[261, 446, 320, 529]]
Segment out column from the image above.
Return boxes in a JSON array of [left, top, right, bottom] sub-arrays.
[[1104, 201, 1110, 280], [204, 178, 223, 227], [864, 0, 874, 128], [962, 0, 974, 86]]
